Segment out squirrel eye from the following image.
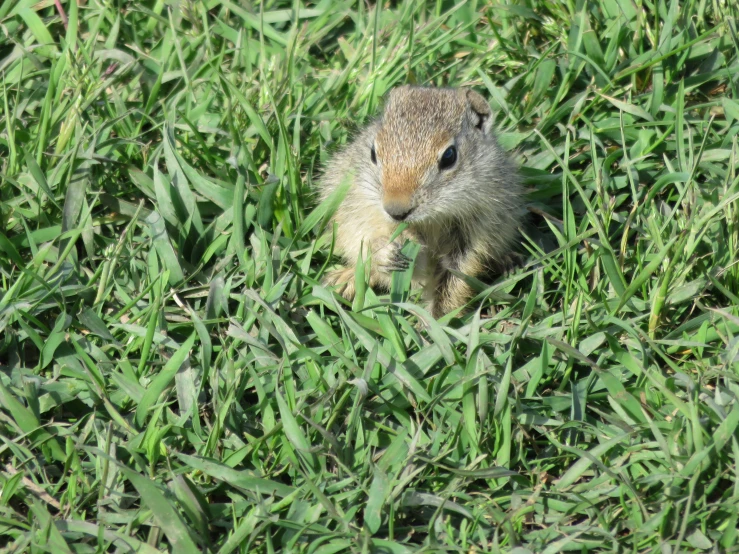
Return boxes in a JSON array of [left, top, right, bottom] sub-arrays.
[[371, 146, 377, 165], [438, 146, 457, 170]]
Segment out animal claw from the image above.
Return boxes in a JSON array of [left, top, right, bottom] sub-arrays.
[[382, 249, 412, 272]]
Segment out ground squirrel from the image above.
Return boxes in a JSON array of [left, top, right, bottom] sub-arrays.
[[318, 85, 523, 317]]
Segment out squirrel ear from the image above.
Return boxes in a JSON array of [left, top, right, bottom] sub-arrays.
[[465, 89, 492, 134]]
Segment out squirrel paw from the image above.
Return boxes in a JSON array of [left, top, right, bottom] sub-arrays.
[[380, 246, 412, 272], [323, 266, 357, 301]]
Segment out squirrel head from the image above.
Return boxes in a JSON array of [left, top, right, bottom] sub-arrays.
[[367, 86, 497, 224]]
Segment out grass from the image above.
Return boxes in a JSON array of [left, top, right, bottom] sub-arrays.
[[1, 0, 739, 551]]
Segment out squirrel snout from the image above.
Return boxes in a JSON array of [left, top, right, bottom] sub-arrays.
[[383, 199, 415, 222]]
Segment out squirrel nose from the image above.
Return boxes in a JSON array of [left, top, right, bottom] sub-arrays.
[[384, 201, 414, 221]]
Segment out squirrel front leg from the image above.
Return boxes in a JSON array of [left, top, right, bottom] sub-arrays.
[[324, 240, 412, 301], [428, 250, 485, 318]]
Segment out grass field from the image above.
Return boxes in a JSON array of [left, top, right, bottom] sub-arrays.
[[1, 0, 739, 551]]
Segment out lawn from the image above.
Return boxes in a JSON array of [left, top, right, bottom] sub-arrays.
[[1, 0, 739, 552]]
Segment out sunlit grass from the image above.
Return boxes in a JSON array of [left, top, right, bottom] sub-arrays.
[[1, 0, 739, 551]]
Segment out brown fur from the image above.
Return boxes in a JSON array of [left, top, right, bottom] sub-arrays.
[[317, 86, 523, 318]]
